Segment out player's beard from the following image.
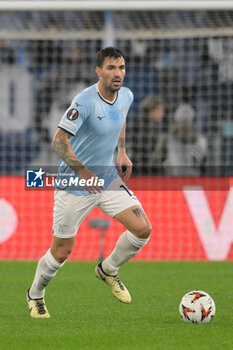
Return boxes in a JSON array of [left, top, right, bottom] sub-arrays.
[[100, 76, 123, 94], [109, 80, 123, 92]]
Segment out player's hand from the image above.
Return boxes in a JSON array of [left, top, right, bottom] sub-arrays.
[[78, 167, 104, 194], [117, 150, 133, 181]]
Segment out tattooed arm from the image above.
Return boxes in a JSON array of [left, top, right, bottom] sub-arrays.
[[52, 128, 102, 193], [117, 121, 132, 181], [52, 128, 84, 173]]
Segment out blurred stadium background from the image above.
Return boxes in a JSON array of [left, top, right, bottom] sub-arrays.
[[0, 0, 233, 261]]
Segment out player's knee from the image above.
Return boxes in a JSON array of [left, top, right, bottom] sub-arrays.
[[141, 222, 152, 239], [132, 222, 152, 239], [53, 247, 73, 263]]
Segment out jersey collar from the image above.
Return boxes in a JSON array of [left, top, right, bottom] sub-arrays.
[[96, 83, 118, 105]]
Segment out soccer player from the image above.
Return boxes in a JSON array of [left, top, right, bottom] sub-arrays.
[[26, 47, 152, 318]]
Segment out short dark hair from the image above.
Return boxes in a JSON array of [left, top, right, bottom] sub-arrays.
[[96, 47, 125, 67]]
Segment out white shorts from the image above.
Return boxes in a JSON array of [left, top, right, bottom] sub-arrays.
[[53, 177, 141, 238]]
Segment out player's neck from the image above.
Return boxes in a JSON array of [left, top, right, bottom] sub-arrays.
[[97, 82, 117, 103]]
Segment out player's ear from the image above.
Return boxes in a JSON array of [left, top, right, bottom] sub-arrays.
[[95, 66, 101, 77]]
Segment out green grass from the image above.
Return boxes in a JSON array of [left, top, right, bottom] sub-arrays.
[[0, 261, 232, 350]]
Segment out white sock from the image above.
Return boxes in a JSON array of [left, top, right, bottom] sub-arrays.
[[101, 230, 149, 275], [29, 249, 65, 299]]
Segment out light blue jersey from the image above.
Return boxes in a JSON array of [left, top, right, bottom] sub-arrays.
[[56, 83, 134, 195]]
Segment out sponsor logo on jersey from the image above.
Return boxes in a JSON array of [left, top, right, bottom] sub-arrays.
[[60, 119, 76, 130], [67, 109, 79, 121]]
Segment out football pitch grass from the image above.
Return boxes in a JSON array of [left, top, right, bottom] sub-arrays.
[[1, 261, 232, 350]]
